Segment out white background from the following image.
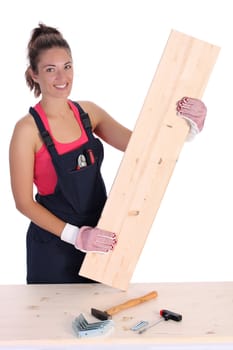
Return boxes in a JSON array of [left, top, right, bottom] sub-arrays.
[[0, 0, 232, 284]]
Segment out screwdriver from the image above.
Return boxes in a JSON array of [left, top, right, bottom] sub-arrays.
[[138, 309, 182, 334]]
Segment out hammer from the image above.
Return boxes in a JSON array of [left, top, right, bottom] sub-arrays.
[[91, 290, 158, 320]]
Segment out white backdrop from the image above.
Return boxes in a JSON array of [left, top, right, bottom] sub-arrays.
[[1, 0, 232, 284]]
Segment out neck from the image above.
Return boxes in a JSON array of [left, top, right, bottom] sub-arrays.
[[39, 98, 71, 118]]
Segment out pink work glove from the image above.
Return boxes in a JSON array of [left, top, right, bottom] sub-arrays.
[[75, 226, 117, 253], [61, 223, 117, 253], [176, 97, 207, 140]]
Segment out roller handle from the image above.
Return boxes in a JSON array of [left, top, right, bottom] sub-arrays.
[[106, 290, 158, 316]]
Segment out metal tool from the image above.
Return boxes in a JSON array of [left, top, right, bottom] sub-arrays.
[[73, 313, 114, 338], [91, 290, 158, 321], [130, 320, 149, 331], [138, 309, 182, 334], [77, 154, 87, 169]]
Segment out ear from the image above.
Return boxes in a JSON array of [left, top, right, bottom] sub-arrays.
[[29, 67, 39, 83]]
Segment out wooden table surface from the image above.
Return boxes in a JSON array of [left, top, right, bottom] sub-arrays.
[[0, 282, 232, 348]]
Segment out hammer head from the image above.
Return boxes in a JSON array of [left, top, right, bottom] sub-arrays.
[[91, 308, 111, 321]]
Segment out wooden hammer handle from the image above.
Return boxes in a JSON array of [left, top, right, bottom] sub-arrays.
[[106, 291, 158, 316]]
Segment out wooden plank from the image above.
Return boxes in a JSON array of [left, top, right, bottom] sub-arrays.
[[79, 30, 220, 290]]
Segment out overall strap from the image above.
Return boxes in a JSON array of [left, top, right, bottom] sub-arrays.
[[72, 101, 93, 134], [29, 107, 57, 156]]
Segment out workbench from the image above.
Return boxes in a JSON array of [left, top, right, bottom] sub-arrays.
[[0, 282, 232, 349]]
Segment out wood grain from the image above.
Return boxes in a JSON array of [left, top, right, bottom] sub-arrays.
[[0, 282, 232, 346], [79, 29, 220, 290]]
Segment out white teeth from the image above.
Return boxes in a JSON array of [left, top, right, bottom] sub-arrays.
[[55, 84, 67, 88]]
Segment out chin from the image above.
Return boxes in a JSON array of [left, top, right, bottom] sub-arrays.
[[55, 89, 71, 98]]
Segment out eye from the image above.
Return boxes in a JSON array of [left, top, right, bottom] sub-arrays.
[[65, 63, 72, 70], [45, 66, 55, 73]]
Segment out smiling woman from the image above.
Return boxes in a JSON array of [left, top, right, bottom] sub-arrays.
[[8, 22, 206, 285], [9, 23, 124, 284]]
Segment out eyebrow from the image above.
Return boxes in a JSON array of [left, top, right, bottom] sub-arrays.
[[42, 61, 73, 69]]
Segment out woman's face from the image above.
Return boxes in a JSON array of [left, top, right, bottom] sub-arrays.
[[32, 47, 73, 99]]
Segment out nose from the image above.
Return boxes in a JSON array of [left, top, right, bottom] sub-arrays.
[[55, 69, 66, 81]]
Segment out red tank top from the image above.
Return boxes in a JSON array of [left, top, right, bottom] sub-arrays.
[[33, 101, 88, 195]]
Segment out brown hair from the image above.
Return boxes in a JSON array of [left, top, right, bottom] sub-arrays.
[[25, 23, 72, 97]]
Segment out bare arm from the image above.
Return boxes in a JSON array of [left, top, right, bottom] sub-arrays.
[[9, 115, 66, 237]]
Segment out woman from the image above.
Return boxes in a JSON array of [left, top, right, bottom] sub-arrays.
[[9, 23, 207, 284]]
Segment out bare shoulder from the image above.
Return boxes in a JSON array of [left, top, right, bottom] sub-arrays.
[[13, 113, 36, 133], [10, 113, 39, 149], [76, 100, 111, 130], [77, 100, 101, 114]]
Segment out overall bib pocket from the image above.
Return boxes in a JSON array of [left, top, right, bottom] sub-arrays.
[[57, 159, 107, 214]]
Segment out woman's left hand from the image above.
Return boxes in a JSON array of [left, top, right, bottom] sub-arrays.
[[176, 97, 207, 139]]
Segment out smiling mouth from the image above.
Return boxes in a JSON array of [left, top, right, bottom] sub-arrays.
[[54, 83, 68, 89]]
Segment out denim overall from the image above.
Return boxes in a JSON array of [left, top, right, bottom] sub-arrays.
[[27, 102, 107, 284]]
